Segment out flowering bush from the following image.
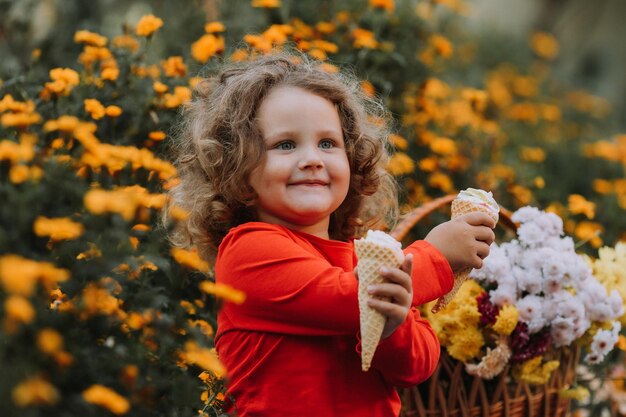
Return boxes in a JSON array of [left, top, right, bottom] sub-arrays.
[[426, 207, 622, 384]]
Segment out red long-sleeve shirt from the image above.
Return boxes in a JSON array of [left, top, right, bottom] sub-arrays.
[[214, 222, 453, 417]]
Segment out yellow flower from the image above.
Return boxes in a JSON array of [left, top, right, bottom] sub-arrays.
[[568, 194, 595, 219], [84, 98, 106, 120], [171, 248, 210, 272], [530, 32, 559, 60], [352, 28, 378, 49], [37, 328, 64, 355], [387, 152, 415, 176], [574, 221, 603, 248], [447, 326, 484, 362], [389, 134, 408, 150], [74, 30, 107, 47], [162, 56, 187, 77], [33, 216, 84, 241], [493, 305, 519, 335], [251, 0, 281, 8], [514, 356, 560, 385], [200, 281, 246, 304], [369, 0, 395, 11], [105, 105, 123, 117], [559, 386, 590, 401], [0, 255, 69, 296], [136, 14, 164, 37], [204, 21, 225, 33], [191, 34, 224, 63], [82, 385, 130, 415], [12, 375, 60, 407]]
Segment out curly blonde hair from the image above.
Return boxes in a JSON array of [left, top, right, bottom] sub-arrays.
[[166, 52, 398, 261]]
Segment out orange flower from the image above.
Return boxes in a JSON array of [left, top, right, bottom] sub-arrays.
[[112, 35, 140, 52], [74, 30, 107, 47], [171, 248, 210, 272], [191, 34, 225, 63], [199, 281, 246, 304], [205, 21, 225, 33], [180, 341, 226, 376], [105, 105, 123, 117], [369, 0, 395, 11], [148, 131, 166, 141], [430, 137, 457, 155], [33, 216, 84, 241], [251, 0, 281, 7], [83, 385, 130, 415], [84, 98, 106, 120], [136, 14, 164, 37], [162, 56, 187, 77], [352, 28, 378, 49], [387, 152, 415, 176], [519, 146, 546, 163], [568, 194, 595, 219], [12, 375, 60, 407], [574, 221, 603, 248], [530, 32, 559, 60], [5, 295, 36, 324], [37, 328, 64, 355]]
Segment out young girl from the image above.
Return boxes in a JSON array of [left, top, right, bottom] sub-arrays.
[[168, 53, 495, 416]]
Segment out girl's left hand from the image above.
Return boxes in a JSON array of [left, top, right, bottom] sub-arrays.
[[366, 253, 414, 339]]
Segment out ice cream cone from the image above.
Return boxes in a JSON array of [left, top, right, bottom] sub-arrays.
[[354, 236, 404, 371], [431, 190, 499, 314]]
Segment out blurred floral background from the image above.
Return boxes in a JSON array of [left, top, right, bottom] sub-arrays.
[[0, 0, 625, 416]]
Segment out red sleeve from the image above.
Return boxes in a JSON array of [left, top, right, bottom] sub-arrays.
[[405, 240, 453, 306], [215, 223, 360, 336], [366, 308, 440, 387]]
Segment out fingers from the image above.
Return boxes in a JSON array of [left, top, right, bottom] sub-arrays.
[[475, 226, 495, 245], [460, 212, 497, 229]]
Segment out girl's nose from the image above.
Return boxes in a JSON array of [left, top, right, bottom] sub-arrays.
[[298, 146, 324, 169]]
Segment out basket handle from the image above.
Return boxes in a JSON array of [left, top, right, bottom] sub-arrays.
[[390, 194, 518, 241]]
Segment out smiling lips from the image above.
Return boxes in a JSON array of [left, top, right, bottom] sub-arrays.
[[289, 180, 329, 186]]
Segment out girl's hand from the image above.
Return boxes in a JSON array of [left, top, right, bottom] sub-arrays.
[[366, 254, 414, 340], [424, 212, 496, 272]]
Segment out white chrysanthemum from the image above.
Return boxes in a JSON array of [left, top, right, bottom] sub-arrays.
[[516, 222, 546, 248], [551, 317, 578, 347], [516, 295, 546, 333], [514, 265, 543, 295], [511, 206, 542, 224], [490, 284, 518, 307], [534, 211, 564, 238], [471, 244, 511, 285], [585, 322, 621, 364], [609, 290, 624, 318], [502, 241, 523, 265]]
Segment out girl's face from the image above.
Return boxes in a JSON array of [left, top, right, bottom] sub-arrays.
[[249, 85, 350, 239]]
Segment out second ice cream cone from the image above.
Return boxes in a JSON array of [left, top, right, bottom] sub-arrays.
[[354, 239, 404, 371]]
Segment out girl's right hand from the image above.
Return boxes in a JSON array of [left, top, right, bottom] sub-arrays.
[[424, 212, 496, 272]]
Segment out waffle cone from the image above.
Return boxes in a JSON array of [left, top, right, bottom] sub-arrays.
[[354, 240, 404, 371], [431, 199, 499, 314]]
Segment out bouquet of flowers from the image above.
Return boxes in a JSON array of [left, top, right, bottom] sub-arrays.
[[426, 206, 623, 384]]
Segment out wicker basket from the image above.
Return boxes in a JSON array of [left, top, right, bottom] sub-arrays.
[[390, 195, 578, 417]]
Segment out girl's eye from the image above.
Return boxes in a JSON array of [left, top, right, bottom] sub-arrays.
[[276, 141, 295, 150], [319, 139, 335, 149]]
